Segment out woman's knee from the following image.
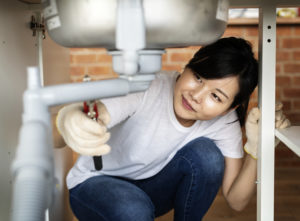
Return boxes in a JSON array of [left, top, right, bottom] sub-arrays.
[[69, 176, 155, 221], [111, 181, 155, 221], [113, 198, 154, 221], [179, 137, 225, 179]]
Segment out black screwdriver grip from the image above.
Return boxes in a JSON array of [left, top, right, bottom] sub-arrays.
[[93, 156, 103, 170]]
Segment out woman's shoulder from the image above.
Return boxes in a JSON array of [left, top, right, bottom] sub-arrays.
[[222, 109, 240, 125], [219, 110, 241, 135], [201, 110, 240, 135]]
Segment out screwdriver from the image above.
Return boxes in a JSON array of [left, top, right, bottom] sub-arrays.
[[83, 75, 103, 170]]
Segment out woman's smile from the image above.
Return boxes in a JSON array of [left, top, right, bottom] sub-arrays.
[[182, 95, 195, 111]]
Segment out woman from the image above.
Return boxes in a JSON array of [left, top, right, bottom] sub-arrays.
[[57, 37, 289, 220]]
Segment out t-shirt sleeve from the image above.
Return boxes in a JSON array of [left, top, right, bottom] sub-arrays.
[[101, 91, 145, 129], [100, 73, 166, 129], [213, 112, 244, 158]]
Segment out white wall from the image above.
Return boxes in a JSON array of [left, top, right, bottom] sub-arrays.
[[0, 1, 37, 220], [0, 1, 72, 220]]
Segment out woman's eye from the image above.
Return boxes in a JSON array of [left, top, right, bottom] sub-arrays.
[[194, 73, 203, 82], [212, 93, 222, 102]]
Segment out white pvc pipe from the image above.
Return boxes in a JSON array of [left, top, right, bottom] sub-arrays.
[[37, 25, 44, 86], [116, 0, 145, 75], [13, 66, 154, 221], [11, 121, 53, 221]]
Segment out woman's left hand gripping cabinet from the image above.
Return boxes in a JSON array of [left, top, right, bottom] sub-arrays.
[[56, 101, 111, 158]]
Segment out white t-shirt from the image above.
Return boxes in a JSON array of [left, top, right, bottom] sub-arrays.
[[66, 71, 243, 189]]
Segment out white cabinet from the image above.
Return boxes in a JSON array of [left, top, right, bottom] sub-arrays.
[[231, 1, 300, 220], [275, 126, 300, 157]]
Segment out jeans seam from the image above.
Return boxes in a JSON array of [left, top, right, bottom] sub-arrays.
[[180, 155, 196, 221], [70, 193, 108, 221]]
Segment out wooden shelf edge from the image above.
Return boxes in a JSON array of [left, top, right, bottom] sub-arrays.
[[228, 17, 300, 25], [275, 126, 300, 157]]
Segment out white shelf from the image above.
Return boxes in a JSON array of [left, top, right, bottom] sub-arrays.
[[275, 126, 300, 157]]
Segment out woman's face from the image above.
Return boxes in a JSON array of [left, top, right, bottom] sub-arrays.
[[173, 68, 239, 127]]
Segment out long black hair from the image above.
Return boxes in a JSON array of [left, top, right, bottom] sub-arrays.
[[185, 37, 258, 127]]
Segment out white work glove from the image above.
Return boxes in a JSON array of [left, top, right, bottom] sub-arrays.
[[56, 101, 111, 156], [244, 102, 291, 159]]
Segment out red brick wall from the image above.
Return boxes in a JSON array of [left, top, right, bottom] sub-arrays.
[[69, 24, 300, 167]]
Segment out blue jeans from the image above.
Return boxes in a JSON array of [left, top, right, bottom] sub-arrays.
[[69, 137, 225, 221]]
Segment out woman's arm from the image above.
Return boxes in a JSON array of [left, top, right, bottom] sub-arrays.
[[222, 155, 257, 211], [222, 102, 290, 211], [101, 91, 145, 129]]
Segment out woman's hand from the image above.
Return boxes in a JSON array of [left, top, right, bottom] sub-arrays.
[[56, 101, 111, 156], [244, 102, 291, 159]]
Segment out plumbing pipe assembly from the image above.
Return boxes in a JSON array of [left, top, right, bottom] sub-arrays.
[[11, 0, 229, 220]]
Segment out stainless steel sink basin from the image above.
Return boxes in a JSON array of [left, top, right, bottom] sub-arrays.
[[43, 0, 228, 49]]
